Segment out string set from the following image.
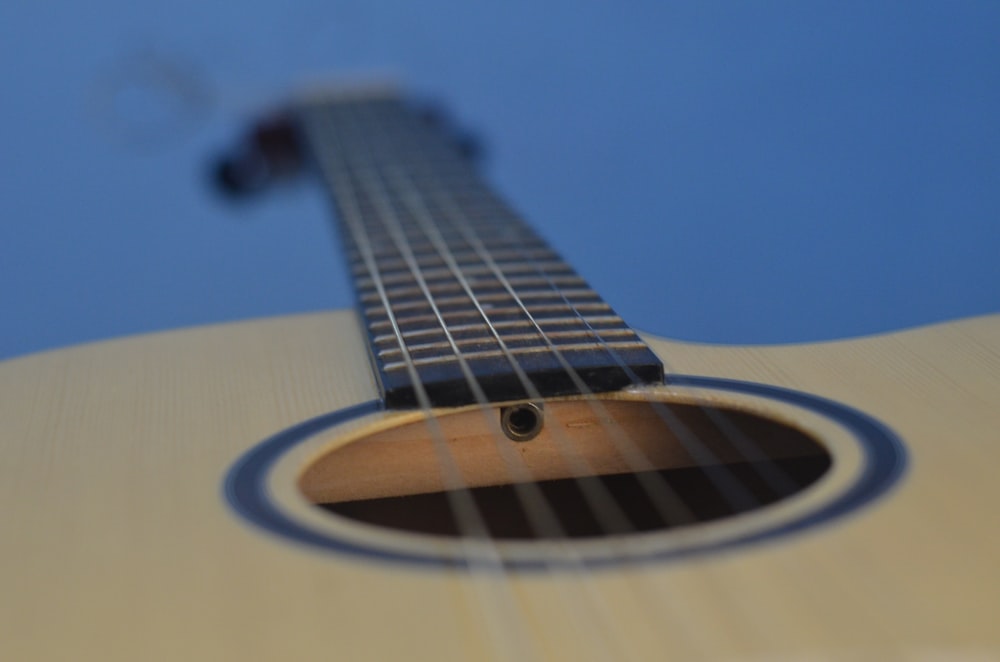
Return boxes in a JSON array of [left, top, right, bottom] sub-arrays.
[[295, 92, 902, 657]]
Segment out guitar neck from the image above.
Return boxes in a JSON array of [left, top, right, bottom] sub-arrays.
[[292, 91, 663, 408]]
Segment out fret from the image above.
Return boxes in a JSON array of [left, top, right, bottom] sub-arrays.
[[372, 315, 630, 345], [357, 263, 577, 287], [382, 342, 655, 372], [358, 248, 558, 275], [358, 275, 588, 303], [364, 289, 601, 315], [367, 303, 614, 332], [377, 329, 641, 360], [296, 92, 663, 408]]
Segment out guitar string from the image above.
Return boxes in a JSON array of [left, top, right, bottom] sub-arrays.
[[379, 128, 776, 653], [390, 162, 701, 529], [306, 96, 900, 656], [373, 105, 887, 650], [461, 174, 802, 500], [413, 150, 798, 500], [404, 144, 790, 488], [442, 175, 917, 645], [360, 102, 742, 655], [333, 100, 584, 540], [358, 101, 688, 659], [406, 160, 849, 651], [380, 160, 687, 656], [373, 100, 784, 550], [364, 101, 704, 538], [322, 94, 884, 660], [344, 99, 648, 538], [410, 149, 856, 648], [321, 100, 731, 659], [399, 119, 913, 647], [393, 107, 819, 656], [313, 97, 766, 656], [380, 160, 721, 658], [379, 104, 765, 523], [388, 96, 923, 652], [338, 101, 633, 661], [306, 104, 542, 662]]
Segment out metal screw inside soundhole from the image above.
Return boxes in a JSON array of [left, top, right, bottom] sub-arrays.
[[500, 403, 544, 442]]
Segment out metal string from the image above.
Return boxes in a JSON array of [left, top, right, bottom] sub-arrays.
[[368, 107, 749, 656], [304, 103, 542, 662], [382, 162, 726, 656], [385, 143, 751, 527], [397, 119, 911, 647], [316, 98, 716, 657], [362, 100, 696, 538], [368, 107, 884, 652], [330, 100, 812, 531], [354, 102, 731, 656], [402, 160, 860, 653], [336, 101, 632, 660], [303, 94, 906, 654]]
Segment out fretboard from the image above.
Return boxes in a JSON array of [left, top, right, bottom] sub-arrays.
[[294, 91, 663, 408]]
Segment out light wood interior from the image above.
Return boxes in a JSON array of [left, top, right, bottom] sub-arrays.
[[299, 398, 828, 504]]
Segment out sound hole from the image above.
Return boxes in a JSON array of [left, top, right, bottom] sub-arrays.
[[298, 400, 831, 540]]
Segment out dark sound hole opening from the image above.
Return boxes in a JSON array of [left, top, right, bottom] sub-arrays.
[[320, 456, 829, 539], [300, 399, 833, 541], [507, 408, 536, 435]]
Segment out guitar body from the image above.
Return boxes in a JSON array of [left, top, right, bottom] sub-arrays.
[[1, 310, 998, 660]]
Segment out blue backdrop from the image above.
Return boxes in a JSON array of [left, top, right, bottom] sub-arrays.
[[2, 2, 998, 359]]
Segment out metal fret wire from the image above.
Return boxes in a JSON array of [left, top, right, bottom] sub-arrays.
[[307, 104, 543, 662], [376, 328, 638, 361], [371, 317, 626, 347], [358, 274, 588, 302]]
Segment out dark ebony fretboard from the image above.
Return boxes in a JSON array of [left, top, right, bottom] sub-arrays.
[[295, 90, 663, 408]]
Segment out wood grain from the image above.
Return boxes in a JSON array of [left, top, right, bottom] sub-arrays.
[[1, 311, 998, 661]]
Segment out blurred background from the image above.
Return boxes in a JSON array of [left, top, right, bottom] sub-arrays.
[[2, 1, 998, 360]]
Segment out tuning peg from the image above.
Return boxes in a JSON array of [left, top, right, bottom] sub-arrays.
[[212, 115, 301, 198]]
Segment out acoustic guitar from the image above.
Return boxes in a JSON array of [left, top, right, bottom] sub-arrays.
[[1, 86, 997, 661]]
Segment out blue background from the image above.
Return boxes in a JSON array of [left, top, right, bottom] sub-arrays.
[[2, 2, 998, 360]]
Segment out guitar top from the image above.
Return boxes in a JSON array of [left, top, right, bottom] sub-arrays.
[[1, 87, 998, 661]]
